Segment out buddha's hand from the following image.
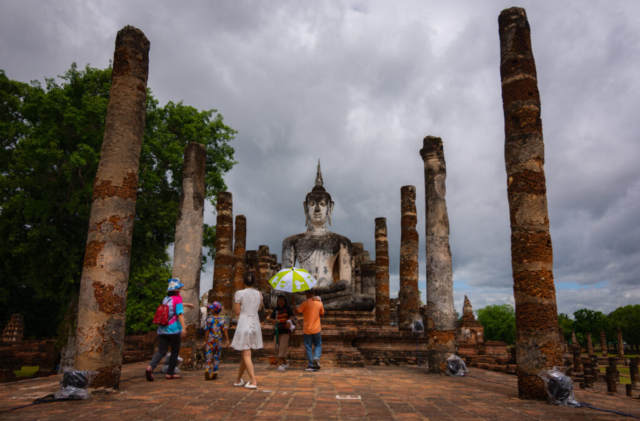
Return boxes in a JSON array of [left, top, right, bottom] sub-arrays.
[[312, 280, 349, 295]]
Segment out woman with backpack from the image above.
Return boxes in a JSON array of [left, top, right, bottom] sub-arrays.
[[146, 278, 196, 381]]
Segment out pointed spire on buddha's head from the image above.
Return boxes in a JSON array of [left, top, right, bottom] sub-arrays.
[[314, 159, 324, 189], [312, 159, 326, 193]]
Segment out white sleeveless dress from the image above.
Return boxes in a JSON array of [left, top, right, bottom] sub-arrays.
[[231, 288, 264, 351]]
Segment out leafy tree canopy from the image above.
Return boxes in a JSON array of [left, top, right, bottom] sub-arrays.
[[572, 308, 607, 345], [476, 304, 516, 345], [0, 63, 236, 338], [607, 304, 640, 348], [557, 313, 574, 344]]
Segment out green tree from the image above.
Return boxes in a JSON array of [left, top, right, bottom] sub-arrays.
[[557, 313, 574, 344], [476, 304, 516, 345], [572, 308, 607, 346], [0, 64, 236, 337], [607, 305, 640, 351]]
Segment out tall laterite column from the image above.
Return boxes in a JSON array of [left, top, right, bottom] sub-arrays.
[[499, 7, 563, 399], [420, 136, 456, 373], [374, 218, 390, 325], [398, 186, 420, 330], [231, 215, 247, 300], [74, 26, 150, 389], [172, 142, 206, 369], [208, 192, 234, 316]]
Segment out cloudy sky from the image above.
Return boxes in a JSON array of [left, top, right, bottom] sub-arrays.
[[2, 0, 639, 317]]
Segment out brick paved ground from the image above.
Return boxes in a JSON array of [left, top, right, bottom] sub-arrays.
[[1, 362, 639, 420]]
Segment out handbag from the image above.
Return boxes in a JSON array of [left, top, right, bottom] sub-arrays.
[[258, 292, 267, 322]]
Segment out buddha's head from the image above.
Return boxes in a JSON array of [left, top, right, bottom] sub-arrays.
[[304, 161, 334, 230]]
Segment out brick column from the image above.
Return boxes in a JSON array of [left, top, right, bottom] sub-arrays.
[[600, 331, 608, 356], [352, 242, 364, 293], [617, 328, 624, 359], [231, 215, 247, 307], [420, 136, 456, 373], [498, 7, 563, 399], [361, 261, 377, 298], [172, 142, 206, 369], [208, 192, 234, 316], [259, 245, 271, 307], [586, 333, 594, 356], [74, 26, 149, 389], [398, 186, 420, 330], [375, 218, 390, 325]]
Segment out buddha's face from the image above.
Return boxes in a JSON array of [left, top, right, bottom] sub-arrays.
[[304, 194, 333, 228]]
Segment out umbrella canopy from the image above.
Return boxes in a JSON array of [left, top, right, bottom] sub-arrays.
[[268, 267, 317, 293]]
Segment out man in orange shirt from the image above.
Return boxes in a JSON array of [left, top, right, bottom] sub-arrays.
[[296, 289, 324, 371]]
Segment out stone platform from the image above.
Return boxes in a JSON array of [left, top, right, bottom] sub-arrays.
[[2, 361, 640, 420], [222, 311, 427, 367]]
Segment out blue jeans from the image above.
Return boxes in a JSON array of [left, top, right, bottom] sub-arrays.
[[303, 333, 322, 367]]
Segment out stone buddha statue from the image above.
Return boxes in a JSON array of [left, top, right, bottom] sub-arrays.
[[279, 162, 375, 311]]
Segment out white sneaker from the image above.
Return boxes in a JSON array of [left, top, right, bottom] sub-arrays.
[[282, 364, 290, 368], [277, 365, 286, 371]]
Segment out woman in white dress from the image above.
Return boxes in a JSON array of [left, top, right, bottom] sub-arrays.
[[231, 271, 264, 388]]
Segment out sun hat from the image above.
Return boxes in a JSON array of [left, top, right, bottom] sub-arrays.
[[167, 278, 184, 291], [207, 301, 222, 313]]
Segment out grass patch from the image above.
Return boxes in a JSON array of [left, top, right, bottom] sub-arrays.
[[13, 366, 40, 378]]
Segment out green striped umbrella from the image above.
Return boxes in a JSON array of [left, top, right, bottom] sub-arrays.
[[268, 267, 317, 293]]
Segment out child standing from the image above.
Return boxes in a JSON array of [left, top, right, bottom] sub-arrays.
[[204, 301, 230, 380]]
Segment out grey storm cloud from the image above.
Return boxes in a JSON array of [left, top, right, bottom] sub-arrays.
[[2, 0, 639, 316]]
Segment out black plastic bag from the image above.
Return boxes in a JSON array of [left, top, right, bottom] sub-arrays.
[[445, 354, 468, 376], [54, 369, 98, 400], [538, 367, 580, 407]]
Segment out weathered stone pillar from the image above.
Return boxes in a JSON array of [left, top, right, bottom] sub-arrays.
[[74, 26, 150, 389], [572, 345, 583, 373], [398, 186, 420, 330], [352, 242, 364, 293], [608, 357, 620, 384], [245, 250, 259, 275], [171, 142, 206, 369], [617, 328, 624, 359], [600, 330, 608, 356], [586, 333, 594, 356], [629, 358, 639, 390], [259, 245, 271, 307], [208, 192, 234, 315], [590, 355, 599, 383], [231, 215, 247, 300], [498, 7, 563, 399], [606, 367, 617, 393], [374, 218, 390, 324], [361, 261, 377, 298], [420, 136, 456, 374]]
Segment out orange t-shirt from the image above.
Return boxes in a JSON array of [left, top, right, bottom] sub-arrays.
[[297, 298, 325, 335]]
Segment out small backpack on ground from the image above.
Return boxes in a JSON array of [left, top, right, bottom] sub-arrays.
[[153, 297, 172, 325]]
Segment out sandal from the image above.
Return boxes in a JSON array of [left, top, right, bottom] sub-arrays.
[[145, 367, 154, 382], [166, 374, 182, 380], [233, 379, 245, 387], [244, 381, 257, 389]]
